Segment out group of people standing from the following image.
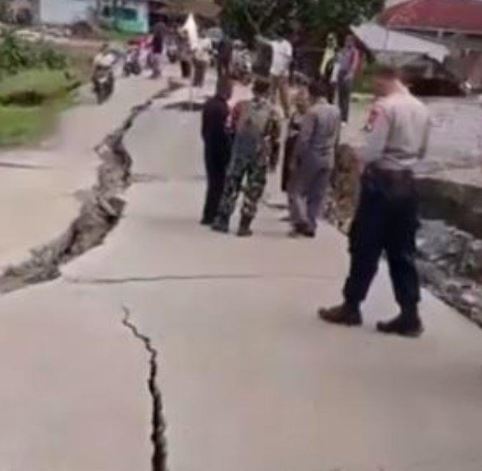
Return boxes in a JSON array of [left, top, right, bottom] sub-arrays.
[[201, 31, 432, 338], [201, 77, 341, 239]]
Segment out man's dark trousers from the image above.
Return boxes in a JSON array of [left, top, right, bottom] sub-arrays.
[[201, 95, 231, 224], [203, 143, 230, 223], [343, 168, 421, 317]]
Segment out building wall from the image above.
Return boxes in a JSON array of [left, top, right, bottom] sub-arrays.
[[39, 0, 149, 33], [101, 1, 149, 33], [39, 0, 96, 24]]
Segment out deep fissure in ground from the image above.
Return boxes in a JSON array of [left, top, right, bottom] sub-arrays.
[[0, 82, 181, 295], [122, 307, 168, 471]]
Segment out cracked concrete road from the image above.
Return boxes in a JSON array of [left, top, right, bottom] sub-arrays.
[[0, 74, 482, 470], [0, 74, 167, 269]]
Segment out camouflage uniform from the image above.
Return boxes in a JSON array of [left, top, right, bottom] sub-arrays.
[[216, 97, 281, 226]]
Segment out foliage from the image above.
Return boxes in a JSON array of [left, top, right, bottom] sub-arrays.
[[0, 30, 68, 77], [0, 0, 12, 22], [218, 0, 384, 42]]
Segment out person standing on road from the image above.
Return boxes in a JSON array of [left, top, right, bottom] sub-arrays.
[[320, 33, 338, 104], [288, 80, 341, 238], [193, 33, 212, 88], [258, 34, 293, 119], [201, 79, 233, 226], [334, 35, 360, 124], [212, 79, 281, 237], [217, 35, 233, 82], [319, 66, 431, 338], [281, 87, 310, 194], [150, 22, 165, 79]]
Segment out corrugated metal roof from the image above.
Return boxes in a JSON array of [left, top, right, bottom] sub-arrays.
[[353, 22, 450, 62], [380, 0, 482, 35]]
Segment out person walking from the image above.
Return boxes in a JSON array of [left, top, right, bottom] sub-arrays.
[[201, 80, 233, 226], [150, 22, 164, 79], [193, 33, 212, 88], [288, 81, 341, 237], [212, 79, 281, 237], [334, 35, 360, 124], [319, 66, 431, 338]]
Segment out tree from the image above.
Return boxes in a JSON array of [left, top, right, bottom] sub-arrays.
[[218, 0, 384, 42]]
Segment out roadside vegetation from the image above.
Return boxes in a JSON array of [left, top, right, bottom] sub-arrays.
[[0, 30, 89, 147]]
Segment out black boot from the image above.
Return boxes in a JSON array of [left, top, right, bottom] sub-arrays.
[[211, 215, 230, 234], [237, 215, 253, 237], [377, 306, 424, 338], [318, 302, 363, 327]]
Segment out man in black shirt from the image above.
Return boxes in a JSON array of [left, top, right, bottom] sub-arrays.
[[201, 79, 233, 225], [151, 22, 164, 79]]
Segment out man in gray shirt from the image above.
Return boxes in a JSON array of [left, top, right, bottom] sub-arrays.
[[289, 81, 341, 237], [319, 66, 431, 338]]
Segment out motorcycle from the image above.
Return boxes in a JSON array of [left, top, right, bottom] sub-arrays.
[[231, 44, 253, 85], [123, 46, 142, 77], [92, 66, 115, 105], [166, 40, 179, 64]]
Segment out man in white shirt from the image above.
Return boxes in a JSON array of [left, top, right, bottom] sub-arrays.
[[258, 34, 293, 118]]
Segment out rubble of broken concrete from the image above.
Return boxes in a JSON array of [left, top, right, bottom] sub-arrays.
[[326, 145, 482, 328]]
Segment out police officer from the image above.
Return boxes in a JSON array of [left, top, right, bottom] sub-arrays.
[[212, 79, 281, 237], [319, 66, 431, 338]]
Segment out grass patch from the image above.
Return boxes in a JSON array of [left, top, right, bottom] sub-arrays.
[[102, 28, 143, 43], [0, 69, 78, 147], [0, 105, 59, 147], [0, 69, 79, 105]]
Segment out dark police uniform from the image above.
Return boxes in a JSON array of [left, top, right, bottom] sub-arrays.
[[343, 84, 431, 321]]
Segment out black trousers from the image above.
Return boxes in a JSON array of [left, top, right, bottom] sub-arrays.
[[343, 168, 421, 314], [202, 145, 229, 223]]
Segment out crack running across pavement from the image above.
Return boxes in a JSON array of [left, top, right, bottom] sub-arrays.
[[122, 306, 168, 471], [66, 272, 339, 285]]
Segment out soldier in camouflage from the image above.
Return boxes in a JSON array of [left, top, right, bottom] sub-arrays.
[[212, 79, 281, 237]]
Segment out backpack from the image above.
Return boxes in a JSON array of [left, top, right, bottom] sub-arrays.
[[234, 100, 272, 157]]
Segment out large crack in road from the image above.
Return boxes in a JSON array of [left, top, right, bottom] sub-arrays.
[[122, 306, 168, 471], [0, 81, 183, 470], [0, 81, 182, 295]]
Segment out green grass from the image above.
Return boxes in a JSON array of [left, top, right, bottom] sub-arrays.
[[0, 105, 59, 147], [0, 69, 79, 147], [0, 69, 78, 105], [102, 28, 142, 43]]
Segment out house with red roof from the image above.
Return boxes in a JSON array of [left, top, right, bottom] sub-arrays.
[[377, 0, 482, 91], [380, 0, 482, 45]]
